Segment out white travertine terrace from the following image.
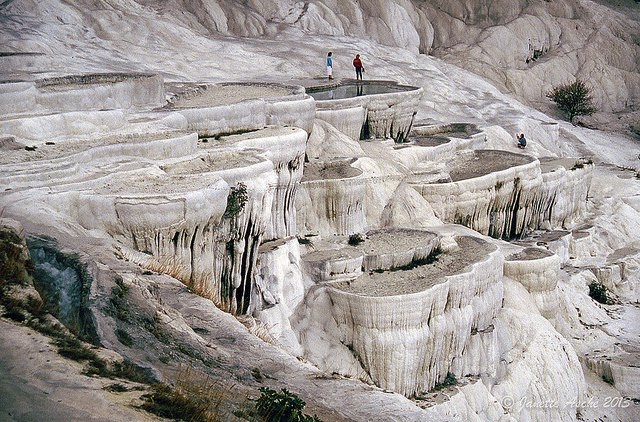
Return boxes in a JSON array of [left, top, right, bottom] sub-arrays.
[[327, 236, 503, 397], [303, 247, 364, 283], [0, 73, 165, 116], [526, 230, 573, 265], [0, 109, 128, 141], [0, 61, 627, 420], [214, 126, 308, 241], [310, 81, 423, 143], [538, 157, 593, 229], [167, 82, 316, 137], [315, 106, 367, 141], [411, 150, 594, 239], [253, 237, 305, 355], [585, 353, 640, 398], [0, 131, 198, 190], [1, 75, 311, 316]]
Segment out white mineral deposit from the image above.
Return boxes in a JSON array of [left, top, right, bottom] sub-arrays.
[[0, 0, 638, 421]]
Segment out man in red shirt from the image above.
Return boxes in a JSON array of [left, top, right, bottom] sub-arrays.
[[353, 54, 365, 80]]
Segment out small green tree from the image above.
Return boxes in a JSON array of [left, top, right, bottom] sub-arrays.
[[255, 387, 322, 422], [546, 80, 596, 123]]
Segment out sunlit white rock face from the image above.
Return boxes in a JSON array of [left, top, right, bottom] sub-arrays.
[[503, 248, 559, 319], [492, 280, 586, 422], [50, 0, 633, 115], [253, 237, 305, 355], [296, 160, 367, 236]]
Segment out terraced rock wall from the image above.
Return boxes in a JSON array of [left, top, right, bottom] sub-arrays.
[[327, 238, 503, 397]]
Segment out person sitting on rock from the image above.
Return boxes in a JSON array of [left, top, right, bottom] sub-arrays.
[[517, 133, 527, 149]]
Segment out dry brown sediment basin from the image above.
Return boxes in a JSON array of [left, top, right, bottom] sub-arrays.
[[332, 236, 494, 297]]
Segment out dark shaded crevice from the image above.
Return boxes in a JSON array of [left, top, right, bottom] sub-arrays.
[[189, 227, 198, 285], [172, 231, 179, 250], [360, 119, 370, 140], [26, 236, 99, 345], [507, 191, 522, 239]]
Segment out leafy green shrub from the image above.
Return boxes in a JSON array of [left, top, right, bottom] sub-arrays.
[[571, 158, 593, 170], [224, 182, 248, 218], [54, 337, 100, 362], [255, 387, 322, 422], [115, 327, 134, 347], [297, 237, 313, 245], [546, 80, 596, 123], [109, 276, 130, 322], [348, 233, 365, 246], [431, 372, 457, 391], [588, 281, 610, 304]]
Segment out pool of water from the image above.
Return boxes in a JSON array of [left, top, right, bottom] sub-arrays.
[[307, 83, 414, 101]]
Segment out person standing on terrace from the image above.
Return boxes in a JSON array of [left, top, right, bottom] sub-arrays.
[[353, 54, 365, 80], [326, 52, 334, 80]]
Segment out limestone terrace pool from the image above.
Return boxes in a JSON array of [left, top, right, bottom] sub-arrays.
[[307, 81, 416, 100]]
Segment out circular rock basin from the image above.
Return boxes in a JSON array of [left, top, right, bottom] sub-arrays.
[[332, 236, 494, 296], [447, 150, 535, 182], [506, 247, 554, 261], [302, 160, 362, 182], [306, 80, 417, 101], [166, 82, 301, 108], [352, 228, 437, 255]]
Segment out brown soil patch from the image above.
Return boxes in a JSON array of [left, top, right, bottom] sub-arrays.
[[332, 236, 494, 296], [405, 136, 451, 148], [304, 247, 363, 263], [354, 229, 438, 256], [506, 247, 553, 261], [302, 160, 362, 181], [162, 151, 265, 174], [448, 150, 534, 182], [530, 230, 571, 242], [168, 83, 293, 108]]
